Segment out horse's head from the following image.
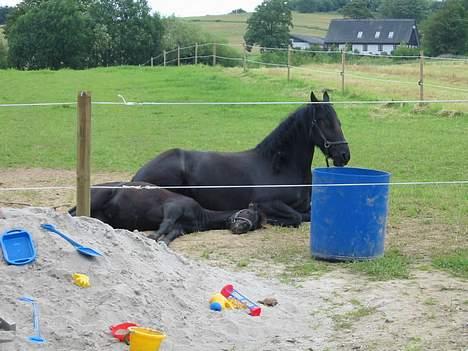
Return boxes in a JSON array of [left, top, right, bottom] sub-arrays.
[[309, 91, 350, 167], [229, 203, 266, 235]]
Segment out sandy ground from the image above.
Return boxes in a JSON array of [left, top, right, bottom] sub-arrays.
[[0, 168, 467, 350]]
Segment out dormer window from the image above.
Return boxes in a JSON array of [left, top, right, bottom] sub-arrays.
[[357, 31, 363, 38], [375, 31, 380, 38], [388, 31, 394, 39]]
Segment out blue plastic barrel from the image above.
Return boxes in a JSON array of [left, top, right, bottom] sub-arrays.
[[310, 167, 391, 261]]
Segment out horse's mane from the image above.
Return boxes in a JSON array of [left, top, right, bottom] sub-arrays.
[[255, 104, 315, 160]]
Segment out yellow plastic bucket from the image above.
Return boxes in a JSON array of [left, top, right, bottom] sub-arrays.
[[128, 327, 166, 351]]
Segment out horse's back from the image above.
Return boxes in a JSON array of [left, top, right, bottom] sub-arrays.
[[133, 148, 186, 185]]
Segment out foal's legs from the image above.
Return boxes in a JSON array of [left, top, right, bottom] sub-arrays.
[[258, 200, 303, 227], [159, 226, 185, 245], [148, 204, 184, 243]]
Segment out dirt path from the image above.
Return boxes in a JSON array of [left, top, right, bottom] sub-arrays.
[[1, 168, 467, 350]]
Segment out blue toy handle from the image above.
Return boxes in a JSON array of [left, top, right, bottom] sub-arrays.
[[40, 224, 81, 248]]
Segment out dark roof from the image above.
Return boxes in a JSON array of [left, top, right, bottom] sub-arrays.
[[289, 34, 324, 45], [324, 19, 419, 45]]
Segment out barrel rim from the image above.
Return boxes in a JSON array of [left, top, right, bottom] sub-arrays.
[[312, 166, 390, 178]]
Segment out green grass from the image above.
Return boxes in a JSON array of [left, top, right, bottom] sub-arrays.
[[332, 299, 377, 330], [347, 249, 411, 280], [432, 249, 468, 279], [280, 259, 330, 282], [183, 11, 341, 45]]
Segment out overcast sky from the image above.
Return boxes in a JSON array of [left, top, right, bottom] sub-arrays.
[[0, 0, 264, 17]]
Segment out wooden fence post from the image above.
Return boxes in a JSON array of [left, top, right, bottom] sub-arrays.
[[76, 91, 91, 217], [177, 46, 180, 66], [212, 43, 216, 66], [150, 57, 153, 67], [287, 46, 291, 81], [341, 49, 346, 94], [419, 50, 424, 102], [163, 50, 166, 67], [195, 43, 198, 65]]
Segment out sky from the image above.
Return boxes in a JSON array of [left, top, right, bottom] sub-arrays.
[[0, 0, 265, 17]]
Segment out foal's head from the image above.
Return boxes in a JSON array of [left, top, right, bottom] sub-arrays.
[[229, 203, 266, 234], [309, 91, 351, 167]]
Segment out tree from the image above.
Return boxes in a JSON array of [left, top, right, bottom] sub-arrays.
[[7, 0, 93, 69], [230, 8, 247, 14], [6, 0, 164, 68], [340, 0, 374, 18], [244, 0, 293, 49], [0, 6, 13, 25], [289, 0, 351, 12], [422, 0, 468, 56], [88, 0, 163, 66], [380, 0, 431, 22], [0, 37, 7, 68], [367, 0, 383, 12]]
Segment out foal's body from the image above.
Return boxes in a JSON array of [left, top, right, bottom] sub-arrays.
[[69, 181, 262, 244]]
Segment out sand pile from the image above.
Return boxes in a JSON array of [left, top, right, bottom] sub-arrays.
[[0, 207, 334, 351]]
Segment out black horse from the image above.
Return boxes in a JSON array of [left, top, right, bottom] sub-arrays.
[[69, 182, 265, 244], [132, 92, 350, 227]]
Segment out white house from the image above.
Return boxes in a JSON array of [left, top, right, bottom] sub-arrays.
[[324, 19, 420, 55]]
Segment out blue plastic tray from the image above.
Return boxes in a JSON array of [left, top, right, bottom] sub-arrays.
[[1, 229, 37, 265]]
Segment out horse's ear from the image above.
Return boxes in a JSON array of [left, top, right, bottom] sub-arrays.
[[310, 91, 319, 102], [323, 91, 330, 102]]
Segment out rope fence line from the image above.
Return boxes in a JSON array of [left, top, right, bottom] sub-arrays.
[[143, 55, 468, 92], [2, 99, 468, 108], [1, 180, 467, 192], [140, 43, 468, 96], [423, 82, 468, 93], [148, 42, 468, 62]]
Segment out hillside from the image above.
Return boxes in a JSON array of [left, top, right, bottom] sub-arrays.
[[183, 11, 341, 45]]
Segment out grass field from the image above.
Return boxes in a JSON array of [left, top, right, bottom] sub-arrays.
[[183, 11, 341, 45], [0, 65, 466, 279]]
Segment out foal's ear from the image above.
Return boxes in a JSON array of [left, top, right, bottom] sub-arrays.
[[310, 91, 319, 102], [248, 202, 257, 210], [323, 91, 330, 102]]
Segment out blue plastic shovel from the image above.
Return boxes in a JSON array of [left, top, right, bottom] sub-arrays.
[[18, 296, 46, 344], [40, 223, 102, 257]]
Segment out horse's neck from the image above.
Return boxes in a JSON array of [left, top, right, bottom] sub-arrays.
[[199, 209, 234, 230], [256, 107, 317, 173]]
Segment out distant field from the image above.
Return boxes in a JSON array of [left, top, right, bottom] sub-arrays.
[[183, 11, 341, 45]]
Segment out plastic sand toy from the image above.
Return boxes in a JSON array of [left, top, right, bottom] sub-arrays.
[[220, 284, 262, 316], [72, 273, 90, 288]]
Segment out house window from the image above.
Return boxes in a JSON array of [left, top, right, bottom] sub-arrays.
[[378, 44, 383, 51], [363, 44, 368, 51], [375, 31, 380, 39], [388, 31, 394, 39], [357, 31, 363, 38]]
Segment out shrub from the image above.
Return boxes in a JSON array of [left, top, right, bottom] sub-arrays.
[[162, 18, 242, 67]]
